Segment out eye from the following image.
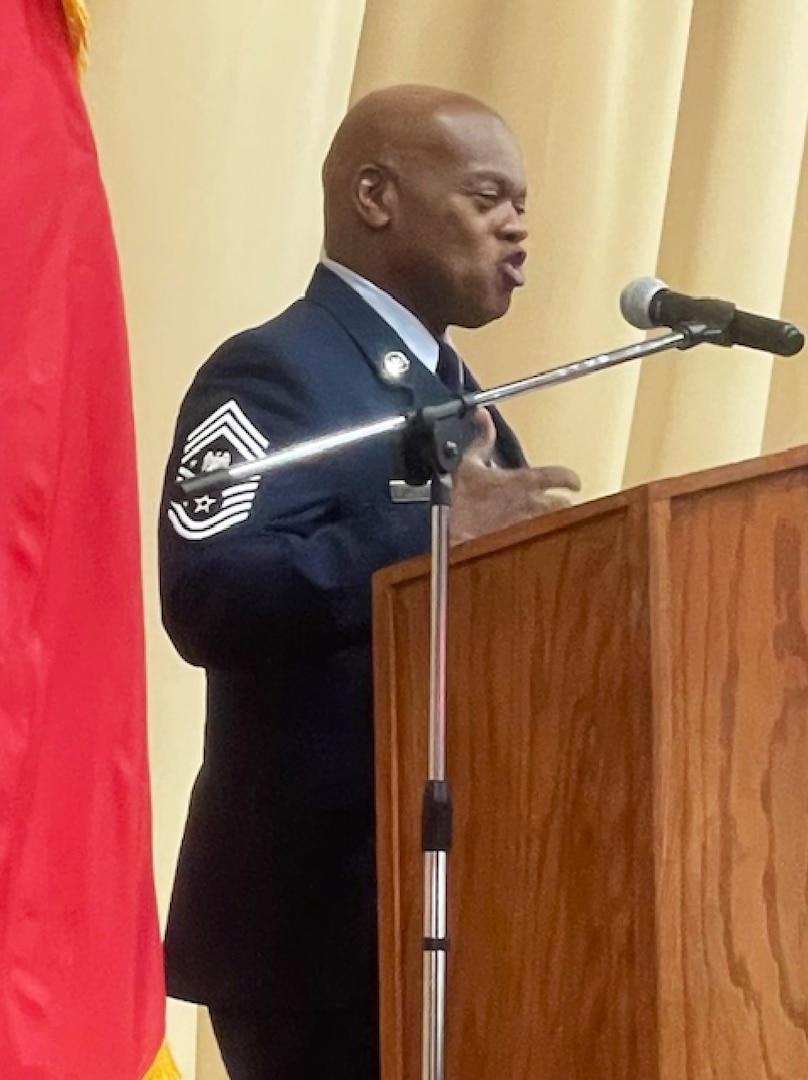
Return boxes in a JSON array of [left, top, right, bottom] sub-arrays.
[[471, 189, 526, 216], [473, 190, 502, 208]]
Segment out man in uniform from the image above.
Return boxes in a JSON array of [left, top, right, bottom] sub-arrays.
[[159, 84, 579, 1079]]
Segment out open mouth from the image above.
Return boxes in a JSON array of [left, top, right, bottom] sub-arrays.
[[501, 251, 526, 288]]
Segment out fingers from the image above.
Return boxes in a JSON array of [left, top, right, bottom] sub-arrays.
[[464, 406, 497, 465], [527, 465, 581, 492], [525, 490, 576, 514], [450, 455, 582, 545]]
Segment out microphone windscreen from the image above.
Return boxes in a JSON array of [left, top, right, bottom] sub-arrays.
[[620, 276, 667, 329]]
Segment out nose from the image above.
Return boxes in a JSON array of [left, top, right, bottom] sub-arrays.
[[502, 204, 528, 244]]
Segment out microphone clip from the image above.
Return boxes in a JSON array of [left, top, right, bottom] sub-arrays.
[[657, 294, 738, 349], [674, 321, 735, 350], [393, 396, 479, 487]]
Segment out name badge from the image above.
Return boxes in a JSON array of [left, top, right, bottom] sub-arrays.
[[388, 479, 431, 503]]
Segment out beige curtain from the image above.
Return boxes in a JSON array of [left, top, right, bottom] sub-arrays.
[[84, 3, 368, 1075], [84, 2, 808, 1077], [355, 0, 808, 496]]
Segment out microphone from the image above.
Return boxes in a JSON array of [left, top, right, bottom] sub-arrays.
[[620, 277, 804, 357]]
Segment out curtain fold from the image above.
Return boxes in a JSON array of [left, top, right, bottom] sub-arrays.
[[764, 126, 808, 456], [82, 4, 808, 1077], [625, 0, 808, 486], [83, 3, 368, 1076], [353, 0, 808, 497]]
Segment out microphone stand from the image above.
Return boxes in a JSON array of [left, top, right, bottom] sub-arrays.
[[180, 322, 719, 1080], [181, 327, 705, 497]]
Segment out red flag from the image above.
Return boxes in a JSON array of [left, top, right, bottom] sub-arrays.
[[0, 1, 165, 1076]]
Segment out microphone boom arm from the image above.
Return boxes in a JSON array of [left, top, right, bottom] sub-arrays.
[[180, 326, 700, 498]]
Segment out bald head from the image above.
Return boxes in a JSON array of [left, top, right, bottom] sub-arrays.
[[322, 84, 528, 336], [323, 86, 503, 240]]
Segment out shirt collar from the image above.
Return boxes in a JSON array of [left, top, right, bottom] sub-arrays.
[[321, 257, 441, 373]]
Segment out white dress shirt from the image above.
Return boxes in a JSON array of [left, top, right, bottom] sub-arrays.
[[321, 257, 443, 373]]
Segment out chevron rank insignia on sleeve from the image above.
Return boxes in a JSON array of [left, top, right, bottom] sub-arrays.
[[168, 399, 269, 540]]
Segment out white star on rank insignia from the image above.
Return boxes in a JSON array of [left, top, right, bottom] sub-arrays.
[[168, 399, 268, 541]]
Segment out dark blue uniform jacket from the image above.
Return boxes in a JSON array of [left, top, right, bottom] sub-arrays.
[[159, 266, 525, 1009]]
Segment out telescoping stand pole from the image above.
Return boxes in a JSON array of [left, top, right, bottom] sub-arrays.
[[180, 323, 733, 1080], [422, 471, 453, 1080], [394, 408, 481, 1080]]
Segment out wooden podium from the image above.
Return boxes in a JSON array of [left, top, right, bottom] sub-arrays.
[[372, 445, 808, 1080]]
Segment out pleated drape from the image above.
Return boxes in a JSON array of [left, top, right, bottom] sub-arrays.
[[83, 3, 808, 1076], [84, 4, 368, 1074], [353, 0, 808, 497]]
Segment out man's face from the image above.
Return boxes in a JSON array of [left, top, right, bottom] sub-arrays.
[[383, 109, 528, 336]]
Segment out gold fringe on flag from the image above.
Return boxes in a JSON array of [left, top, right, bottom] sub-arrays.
[[60, 0, 90, 71], [142, 1042, 182, 1080]]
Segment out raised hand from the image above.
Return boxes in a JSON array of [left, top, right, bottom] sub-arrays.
[[450, 407, 581, 544]]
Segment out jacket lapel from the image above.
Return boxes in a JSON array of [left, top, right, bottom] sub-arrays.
[[305, 265, 526, 467], [304, 265, 451, 407]]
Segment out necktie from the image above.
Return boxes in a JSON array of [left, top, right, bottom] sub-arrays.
[[436, 340, 463, 393]]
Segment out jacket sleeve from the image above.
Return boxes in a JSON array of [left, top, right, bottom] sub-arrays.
[[159, 338, 431, 668]]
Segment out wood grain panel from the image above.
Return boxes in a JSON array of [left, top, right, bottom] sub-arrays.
[[375, 446, 808, 1080], [653, 468, 808, 1079], [375, 499, 658, 1080]]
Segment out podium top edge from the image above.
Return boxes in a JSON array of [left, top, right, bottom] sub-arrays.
[[373, 443, 808, 592]]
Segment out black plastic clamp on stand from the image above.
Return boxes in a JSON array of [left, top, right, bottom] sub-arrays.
[[423, 778, 453, 857], [673, 317, 739, 350], [395, 396, 480, 486]]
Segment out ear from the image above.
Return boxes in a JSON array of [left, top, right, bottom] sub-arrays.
[[353, 164, 395, 229]]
